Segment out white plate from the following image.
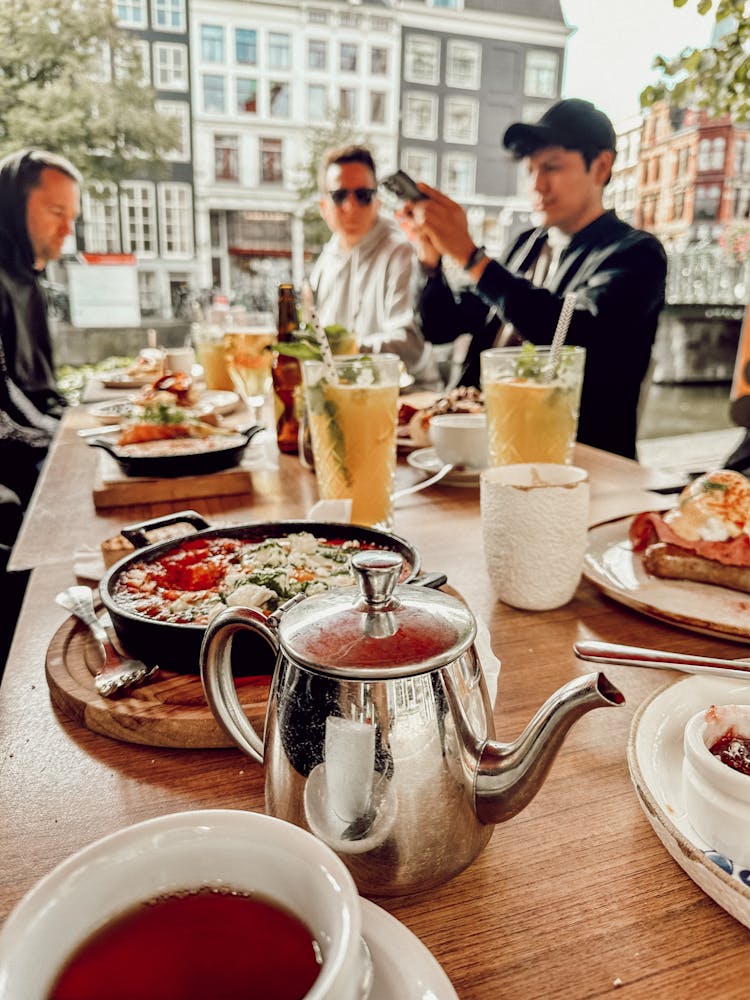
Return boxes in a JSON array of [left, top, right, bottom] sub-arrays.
[[100, 370, 155, 389], [86, 398, 136, 423], [628, 675, 750, 928], [406, 447, 482, 487], [584, 517, 750, 643], [362, 898, 458, 1000], [199, 389, 240, 415]]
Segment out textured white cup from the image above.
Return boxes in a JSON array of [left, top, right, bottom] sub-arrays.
[[164, 345, 195, 374], [429, 413, 488, 469], [0, 810, 366, 1000], [480, 463, 589, 610]]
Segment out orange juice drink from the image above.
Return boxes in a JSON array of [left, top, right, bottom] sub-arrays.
[[481, 345, 585, 466], [303, 354, 400, 527]]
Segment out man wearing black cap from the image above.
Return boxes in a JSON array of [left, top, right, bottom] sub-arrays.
[[406, 98, 667, 459]]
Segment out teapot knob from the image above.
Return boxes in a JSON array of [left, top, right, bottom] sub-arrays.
[[352, 550, 402, 609]]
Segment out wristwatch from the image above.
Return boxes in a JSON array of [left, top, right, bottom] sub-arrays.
[[463, 245, 486, 271]]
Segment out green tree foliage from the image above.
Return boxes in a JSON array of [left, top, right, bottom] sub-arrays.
[[0, 0, 180, 182], [294, 111, 371, 252], [641, 0, 750, 120]]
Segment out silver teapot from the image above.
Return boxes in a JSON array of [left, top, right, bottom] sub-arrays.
[[201, 550, 623, 896]]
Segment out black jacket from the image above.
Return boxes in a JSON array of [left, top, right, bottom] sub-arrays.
[[0, 151, 66, 417], [418, 212, 667, 459]]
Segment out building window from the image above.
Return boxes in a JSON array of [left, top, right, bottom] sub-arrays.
[[443, 154, 475, 197], [307, 84, 328, 121], [260, 138, 283, 183], [340, 43, 358, 72], [308, 39, 327, 70], [369, 92, 386, 125], [370, 46, 388, 75], [524, 50, 558, 98], [698, 139, 711, 171], [734, 186, 750, 219], [121, 182, 157, 255], [710, 137, 726, 170], [202, 74, 225, 113], [403, 92, 438, 140], [404, 36, 440, 85], [115, 0, 146, 27], [734, 136, 750, 174], [694, 183, 721, 220], [201, 25, 224, 63], [402, 148, 437, 186], [339, 12, 360, 27], [82, 185, 121, 254], [371, 16, 390, 31], [431, 0, 461, 6], [214, 135, 239, 181], [444, 97, 478, 144], [269, 33, 291, 70], [155, 100, 190, 160], [445, 41, 480, 89], [158, 183, 193, 257], [672, 191, 685, 221], [270, 82, 290, 118], [151, 0, 184, 31], [153, 43, 188, 91], [235, 28, 257, 66], [114, 39, 150, 85], [236, 78, 257, 114], [307, 9, 328, 24], [339, 88, 357, 122]]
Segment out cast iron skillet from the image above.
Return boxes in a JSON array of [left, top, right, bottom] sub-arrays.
[[100, 510, 432, 674], [87, 425, 264, 478]]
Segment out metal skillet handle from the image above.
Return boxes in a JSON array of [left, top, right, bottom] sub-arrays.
[[121, 509, 210, 549], [200, 605, 281, 764], [574, 639, 750, 682]]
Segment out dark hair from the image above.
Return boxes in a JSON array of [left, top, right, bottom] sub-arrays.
[[318, 144, 377, 192], [14, 149, 83, 198]]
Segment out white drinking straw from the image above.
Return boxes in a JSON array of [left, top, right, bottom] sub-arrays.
[[309, 306, 338, 381], [543, 291, 576, 384]]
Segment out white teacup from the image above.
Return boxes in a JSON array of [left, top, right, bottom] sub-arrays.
[[429, 413, 488, 469], [0, 810, 368, 1000], [164, 346, 196, 374], [480, 463, 589, 610]]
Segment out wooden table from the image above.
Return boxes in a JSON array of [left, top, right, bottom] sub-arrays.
[[1, 411, 748, 998]]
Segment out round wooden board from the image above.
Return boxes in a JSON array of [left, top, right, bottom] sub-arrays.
[[45, 614, 270, 749]]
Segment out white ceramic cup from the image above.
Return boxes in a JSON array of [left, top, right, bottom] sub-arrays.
[[164, 345, 195, 374], [480, 463, 589, 610], [429, 413, 488, 469], [0, 809, 368, 1000]]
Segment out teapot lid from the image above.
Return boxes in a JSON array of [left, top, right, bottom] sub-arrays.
[[277, 550, 476, 680]]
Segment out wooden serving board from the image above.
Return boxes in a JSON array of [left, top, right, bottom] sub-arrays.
[[45, 613, 270, 749], [93, 452, 253, 509]]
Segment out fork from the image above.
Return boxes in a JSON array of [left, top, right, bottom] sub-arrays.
[[55, 586, 159, 697]]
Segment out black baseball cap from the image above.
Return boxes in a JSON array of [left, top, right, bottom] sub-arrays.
[[503, 99, 616, 159]]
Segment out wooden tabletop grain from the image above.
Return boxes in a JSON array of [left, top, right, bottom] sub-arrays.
[[1, 409, 748, 999]]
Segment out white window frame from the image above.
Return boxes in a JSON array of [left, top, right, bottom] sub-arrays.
[[524, 50, 559, 98], [339, 88, 358, 123], [404, 35, 440, 86], [698, 138, 711, 171], [82, 184, 121, 254], [201, 24, 225, 64], [214, 134, 240, 182], [260, 138, 284, 184], [150, 0, 185, 32], [268, 32, 291, 70], [308, 39, 327, 71], [307, 84, 328, 122], [369, 91, 386, 126], [445, 40, 480, 90], [120, 182, 157, 257], [443, 96, 478, 144], [153, 43, 188, 91], [114, 39, 150, 86], [307, 8, 328, 24], [235, 28, 257, 66], [403, 91, 438, 141], [155, 100, 190, 161], [158, 182, 194, 259], [202, 73, 226, 114], [442, 153, 476, 198], [402, 148, 437, 186], [115, 0, 146, 28], [370, 46, 388, 76], [339, 42, 358, 73], [269, 81, 291, 119], [236, 77, 258, 115]]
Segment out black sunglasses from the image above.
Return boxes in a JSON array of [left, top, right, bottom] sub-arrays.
[[327, 187, 377, 207]]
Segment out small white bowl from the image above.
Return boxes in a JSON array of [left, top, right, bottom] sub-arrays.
[[429, 413, 488, 469], [682, 704, 750, 868]]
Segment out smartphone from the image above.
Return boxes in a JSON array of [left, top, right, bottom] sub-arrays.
[[380, 170, 428, 202]]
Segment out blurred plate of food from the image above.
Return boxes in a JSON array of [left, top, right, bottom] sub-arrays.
[[397, 387, 484, 451]]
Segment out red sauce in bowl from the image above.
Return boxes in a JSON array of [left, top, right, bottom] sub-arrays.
[[710, 730, 750, 776]]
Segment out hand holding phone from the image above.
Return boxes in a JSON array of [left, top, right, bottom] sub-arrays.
[[380, 170, 428, 203]]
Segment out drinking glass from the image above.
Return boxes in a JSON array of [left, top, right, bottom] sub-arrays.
[[192, 323, 234, 390], [480, 345, 586, 466], [302, 354, 400, 528], [224, 326, 276, 421]]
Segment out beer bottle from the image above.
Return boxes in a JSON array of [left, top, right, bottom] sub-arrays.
[[273, 283, 302, 454]]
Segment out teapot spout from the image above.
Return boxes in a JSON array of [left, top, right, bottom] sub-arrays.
[[474, 672, 623, 825]]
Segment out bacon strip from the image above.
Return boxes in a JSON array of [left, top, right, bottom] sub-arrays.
[[629, 511, 750, 568]]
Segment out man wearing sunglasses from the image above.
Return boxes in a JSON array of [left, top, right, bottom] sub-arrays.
[[309, 144, 436, 384]]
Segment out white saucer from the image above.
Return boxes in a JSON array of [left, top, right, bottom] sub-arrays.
[[407, 447, 482, 487], [361, 898, 458, 999], [199, 389, 240, 415]]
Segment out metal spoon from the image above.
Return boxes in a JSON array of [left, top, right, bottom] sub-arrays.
[[393, 462, 454, 501], [574, 639, 750, 683], [55, 586, 159, 696]]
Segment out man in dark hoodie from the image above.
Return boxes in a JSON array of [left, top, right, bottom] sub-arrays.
[[0, 148, 82, 417]]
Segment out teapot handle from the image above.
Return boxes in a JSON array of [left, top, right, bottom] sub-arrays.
[[200, 606, 279, 765]]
